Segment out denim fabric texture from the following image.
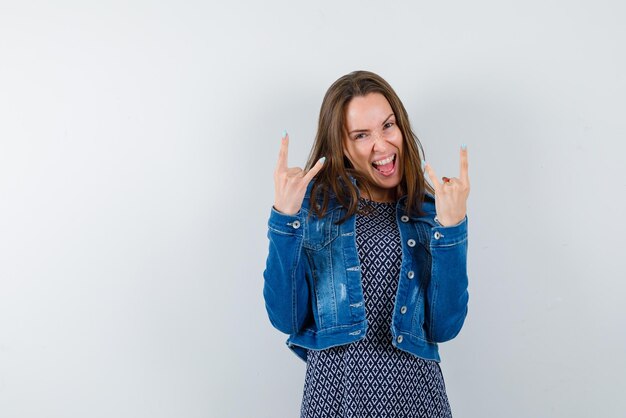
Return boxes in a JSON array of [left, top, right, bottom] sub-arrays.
[[263, 179, 469, 362]]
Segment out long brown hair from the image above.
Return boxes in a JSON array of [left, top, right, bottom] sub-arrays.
[[304, 70, 434, 224]]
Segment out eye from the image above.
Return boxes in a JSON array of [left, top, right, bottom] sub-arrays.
[[384, 122, 395, 129], [353, 133, 367, 140]]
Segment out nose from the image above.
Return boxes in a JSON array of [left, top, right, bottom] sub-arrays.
[[372, 130, 387, 152]]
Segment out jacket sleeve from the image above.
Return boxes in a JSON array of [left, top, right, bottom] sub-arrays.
[[262, 206, 311, 335], [426, 216, 469, 342]]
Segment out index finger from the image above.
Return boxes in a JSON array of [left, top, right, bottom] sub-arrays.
[[276, 132, 289, 172], [459, 145, 469, 183]]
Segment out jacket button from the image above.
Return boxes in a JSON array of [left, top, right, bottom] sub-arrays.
[[433, 231, 441, 239], [407, 239, 416, 247], [400, 215, 409, 222], [397, 335, 403, 343], [400, 306, 407, 314], [407, 271, 415, 279], [292, 220, 301, 229]]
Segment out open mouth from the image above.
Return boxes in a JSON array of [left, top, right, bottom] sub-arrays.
[[371, 154, 396, 175]]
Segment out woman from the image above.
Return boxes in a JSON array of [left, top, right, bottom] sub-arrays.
[[263, 70, 470, 417]]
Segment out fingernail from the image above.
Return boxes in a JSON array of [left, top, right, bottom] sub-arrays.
[[319, 157, 326, 164], [461, 144, 467, 150], [282, 129, 287, 139]]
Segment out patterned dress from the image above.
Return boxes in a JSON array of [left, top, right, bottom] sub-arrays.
[[300, 199, 453, 418]]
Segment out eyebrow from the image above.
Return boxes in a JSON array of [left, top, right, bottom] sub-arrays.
[[348, 113, 395, 135]]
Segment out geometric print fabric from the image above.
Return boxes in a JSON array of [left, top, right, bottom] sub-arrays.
[[301, 199, 453, 418]]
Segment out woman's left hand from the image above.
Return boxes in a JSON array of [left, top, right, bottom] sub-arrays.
[[424, 146, 470, 227]]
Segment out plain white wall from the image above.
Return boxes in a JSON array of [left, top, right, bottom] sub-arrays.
[[1, 1, 625, 417]]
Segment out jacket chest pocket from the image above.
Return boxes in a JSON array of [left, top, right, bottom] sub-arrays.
[[413, 223, 433, 277], [409, 222, 432, 252], [302, 208, 340, 251]]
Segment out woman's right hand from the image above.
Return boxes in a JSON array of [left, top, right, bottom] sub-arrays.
[[273, 132, 325, 216]]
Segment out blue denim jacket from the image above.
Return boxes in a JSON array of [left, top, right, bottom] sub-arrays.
[[263, 180, 469, 362]]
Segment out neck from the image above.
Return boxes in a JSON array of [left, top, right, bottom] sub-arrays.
[[359, 187, 398, 203]]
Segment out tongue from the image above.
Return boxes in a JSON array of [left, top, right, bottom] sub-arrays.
[[376, 161, 394, 173]]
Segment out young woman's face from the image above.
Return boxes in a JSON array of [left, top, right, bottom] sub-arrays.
[[343, 93, 403, 202]]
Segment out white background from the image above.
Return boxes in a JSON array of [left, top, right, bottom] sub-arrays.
[[1, 1, 625, 417]]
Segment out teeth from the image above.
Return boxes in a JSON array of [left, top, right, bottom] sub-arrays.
[[372, 154, 395, 166]]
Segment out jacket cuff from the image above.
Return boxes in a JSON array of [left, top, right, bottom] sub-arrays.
[[430, 215, 468, 247], [268, 206, 305, 235]]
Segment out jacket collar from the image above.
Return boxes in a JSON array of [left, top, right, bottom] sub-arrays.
[[307, 176, 438, 226], [351, 175, 438, 226]]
